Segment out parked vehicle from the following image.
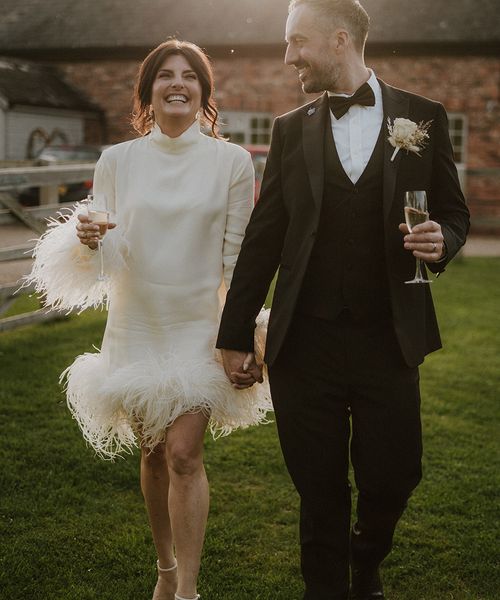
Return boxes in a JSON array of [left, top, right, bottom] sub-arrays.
[[245, 144, 269, 203], [18, 144, 102, 206], [18, 143, 268, 206]]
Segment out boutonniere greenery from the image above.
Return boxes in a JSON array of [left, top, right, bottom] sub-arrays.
[[387, 117, 432, 162]]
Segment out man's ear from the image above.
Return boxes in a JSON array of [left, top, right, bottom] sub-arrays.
[[331, 28, 350, 52]]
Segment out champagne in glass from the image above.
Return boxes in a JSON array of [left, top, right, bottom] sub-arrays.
[[404, 206, 428, 230], [404, 190, 432, 284], [87, 194, 109, 282], [87, 209, 109, 237]]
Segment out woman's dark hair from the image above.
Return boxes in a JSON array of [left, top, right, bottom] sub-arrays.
[[132, 39, 221, 138]]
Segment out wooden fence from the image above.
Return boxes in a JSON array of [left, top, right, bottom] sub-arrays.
[[0, 163, 95, 331]]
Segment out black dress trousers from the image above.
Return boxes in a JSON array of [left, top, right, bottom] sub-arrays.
[[268, 310, 423, 599]]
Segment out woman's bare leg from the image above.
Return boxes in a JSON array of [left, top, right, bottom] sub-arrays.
[[141, 442, 177, 598], [166, 412, 209, 599]]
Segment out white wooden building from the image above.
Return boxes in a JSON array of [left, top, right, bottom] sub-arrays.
[[0, 57, 102, 161]]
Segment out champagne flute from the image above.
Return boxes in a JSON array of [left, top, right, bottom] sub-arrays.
[[404, 190, 432, 284], [87, 193, 110, 282]]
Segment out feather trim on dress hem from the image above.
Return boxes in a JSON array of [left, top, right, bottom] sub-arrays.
[[62, 348, 272, 459]]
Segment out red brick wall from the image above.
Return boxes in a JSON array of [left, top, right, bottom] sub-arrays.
[[371, 56, 500, 233], [58, 54, 500, 232], [61, 61, 138, 143]]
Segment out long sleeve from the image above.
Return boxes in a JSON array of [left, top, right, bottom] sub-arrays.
[[23, 152, 128, 312], [427, 102, 470, 274], [92, 152, 118, 214], [217, 118, 289, 352], [222, 149, 255, 289]]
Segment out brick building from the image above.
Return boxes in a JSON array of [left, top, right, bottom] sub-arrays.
[[1, 0, 499, 231]]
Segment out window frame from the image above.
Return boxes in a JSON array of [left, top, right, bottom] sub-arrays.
[[219, 111, 273, 145], [447, 112, 468, 166]]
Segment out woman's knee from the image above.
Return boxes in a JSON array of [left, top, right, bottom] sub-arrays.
[[167, 440, 203, 477], [141, 442, 168, 470]]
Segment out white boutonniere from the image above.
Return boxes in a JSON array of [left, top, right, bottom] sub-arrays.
[[387, 117, 432, 162]]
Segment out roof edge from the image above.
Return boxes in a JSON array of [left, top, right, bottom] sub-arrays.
[[0, 41, 499, 62]]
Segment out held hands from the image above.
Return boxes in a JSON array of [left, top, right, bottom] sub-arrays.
[[399, 221, 445, 263], [221, 349, 264, 390], [76, 213, 116, 250]]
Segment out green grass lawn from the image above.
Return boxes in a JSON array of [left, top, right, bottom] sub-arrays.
[[1, 291, 42, 319], [0, 257, 499, 599]]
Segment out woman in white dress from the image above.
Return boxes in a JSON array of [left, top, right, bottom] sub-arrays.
[[27, 39, 270, 600]]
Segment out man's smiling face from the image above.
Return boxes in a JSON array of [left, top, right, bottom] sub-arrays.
[[285, 4, 340, 94]]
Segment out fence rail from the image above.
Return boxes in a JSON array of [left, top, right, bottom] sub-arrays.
[[0, 243, 36, 262], [0, 162, 95, 331], [0, 307, 64, 333], [0, 201, 74, 225], [467, 167, 500, 178], [0, 163, 95, 188]]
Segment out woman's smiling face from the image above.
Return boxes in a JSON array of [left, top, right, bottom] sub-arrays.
[[150, 53, 202, 135]]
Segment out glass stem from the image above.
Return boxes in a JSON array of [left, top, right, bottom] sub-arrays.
[[415, 257, 423, 281], [98, 238, 105, 280]]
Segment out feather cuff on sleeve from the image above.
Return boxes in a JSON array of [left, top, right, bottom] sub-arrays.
[[23, 204, 128, 312]]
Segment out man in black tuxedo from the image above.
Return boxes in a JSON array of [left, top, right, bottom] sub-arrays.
[[217, 1, 470, 598]]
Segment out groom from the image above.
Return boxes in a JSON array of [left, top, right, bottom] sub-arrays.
[[217, 0, 469, 598]]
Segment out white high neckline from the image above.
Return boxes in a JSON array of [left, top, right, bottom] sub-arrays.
[[149, 119, 202, 153]]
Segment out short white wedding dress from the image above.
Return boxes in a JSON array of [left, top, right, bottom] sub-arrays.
[[27, 121, 271, 458]]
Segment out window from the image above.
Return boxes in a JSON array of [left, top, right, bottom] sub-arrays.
[[219, 111, 272, 145], [448, 113, 467, 165]]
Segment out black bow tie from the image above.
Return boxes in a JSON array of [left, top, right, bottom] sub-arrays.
[[329, 82, 375, 119]]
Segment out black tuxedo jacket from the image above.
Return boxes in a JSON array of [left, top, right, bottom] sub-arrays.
[[217, 80, 470, 368]]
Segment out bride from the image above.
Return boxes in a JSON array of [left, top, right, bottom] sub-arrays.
[[26, 39, 270, 600]]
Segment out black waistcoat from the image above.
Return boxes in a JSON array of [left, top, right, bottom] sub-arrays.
[[296, 123, 392, 321]]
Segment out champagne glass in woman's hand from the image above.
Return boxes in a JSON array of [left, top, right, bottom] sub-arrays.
[[87, 193, 110, 281], [404, 190, 432, 284]]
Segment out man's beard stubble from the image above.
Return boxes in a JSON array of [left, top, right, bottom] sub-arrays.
[[300, 62, 340, 94]]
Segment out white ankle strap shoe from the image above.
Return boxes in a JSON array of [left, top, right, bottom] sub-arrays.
[[157, 559, 177, 573]]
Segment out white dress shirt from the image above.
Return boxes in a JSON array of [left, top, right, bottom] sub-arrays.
[[328, 70, 383, 184]]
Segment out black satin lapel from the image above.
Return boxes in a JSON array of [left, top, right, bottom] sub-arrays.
[[302, 93, 329, 209], [381, 81, 410, 222]]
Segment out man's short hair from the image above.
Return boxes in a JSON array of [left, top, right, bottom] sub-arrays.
[[288, 0, 370, 52]]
